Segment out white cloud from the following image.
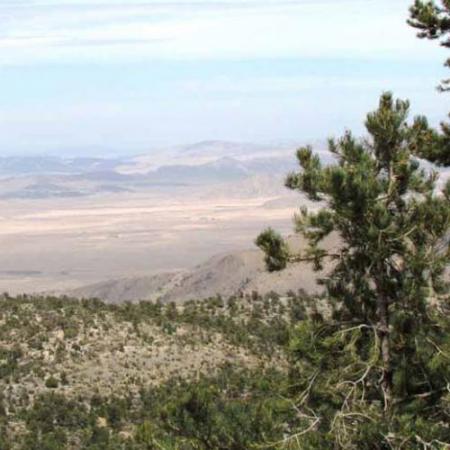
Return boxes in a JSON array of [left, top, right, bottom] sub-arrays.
[[0, 0, 444, 65]]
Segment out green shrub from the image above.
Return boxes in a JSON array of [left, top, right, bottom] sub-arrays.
[[45, 376, 59, 389]]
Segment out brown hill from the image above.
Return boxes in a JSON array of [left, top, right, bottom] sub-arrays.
[[67, 235, 338, 304]]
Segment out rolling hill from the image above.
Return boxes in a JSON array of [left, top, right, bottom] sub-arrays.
[[67, 234, 338, 304]]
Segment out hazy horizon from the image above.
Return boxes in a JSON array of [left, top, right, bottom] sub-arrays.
[[0, 0, 448, 157]]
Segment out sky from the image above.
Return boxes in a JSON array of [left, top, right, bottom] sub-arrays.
[[0, 0, 448, 156]]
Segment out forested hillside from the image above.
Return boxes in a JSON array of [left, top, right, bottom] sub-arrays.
[[0, 291, 315, 449]]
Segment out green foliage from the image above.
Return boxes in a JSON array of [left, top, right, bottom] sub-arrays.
[[408, 0, 450, 165], [287, 312, 450, 449], [255, 228, 290, 271], [409, 114, 450, 166], [0, 347, 22, 380], [45, 376, 59, 389], [0, 292, 313, 449], [257, 93, 450, 447], [139, 368, 289, 449], [26, 393, 90, 433], [409, 0, 450, 92], [1, 361, 300, 450]]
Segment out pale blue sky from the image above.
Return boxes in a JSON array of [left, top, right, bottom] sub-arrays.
[[0, 0, 448, 156]]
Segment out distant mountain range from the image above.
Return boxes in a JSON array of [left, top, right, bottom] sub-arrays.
[[0, 156, 123, 175], [0, 140, 330, 176], [0, 141, 319, 199]]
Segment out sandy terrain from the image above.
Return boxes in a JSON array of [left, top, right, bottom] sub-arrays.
[[0, 186, 303, 295]]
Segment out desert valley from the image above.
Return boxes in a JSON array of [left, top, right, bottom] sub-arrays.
[[2, 0, 450, 447], [0, 141, 330, 301]]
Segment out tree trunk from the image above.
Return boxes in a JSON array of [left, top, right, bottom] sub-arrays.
[[377, 294, 392, 413], [378, 163, 394, 413]]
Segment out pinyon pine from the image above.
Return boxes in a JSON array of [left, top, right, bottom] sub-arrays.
[[408, 0, 450, 166], [257, 93, 450, 448]]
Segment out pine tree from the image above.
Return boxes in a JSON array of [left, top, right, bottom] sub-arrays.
[[408, 1, 450, 165], [409, 0, 450, 92], [257, 94, 450, 448]]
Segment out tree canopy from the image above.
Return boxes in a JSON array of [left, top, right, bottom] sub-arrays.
[[408, 1, 450, 166], [409, 0, 450, 92], [252, 4, 450, 446], [257, 93, 450, 447]]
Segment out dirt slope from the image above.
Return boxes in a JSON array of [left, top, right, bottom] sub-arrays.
[[68, 235, 338, 303]]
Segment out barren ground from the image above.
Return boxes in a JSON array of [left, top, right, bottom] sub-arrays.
[[0, 187, 300, 295]]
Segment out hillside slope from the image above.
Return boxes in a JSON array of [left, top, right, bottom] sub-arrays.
[[68, 235, 338, 304], [0, 292, 305, 449]]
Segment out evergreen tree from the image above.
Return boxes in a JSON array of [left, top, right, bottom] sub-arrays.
[[257, 94, 450, 448], [408, 1, 450, 165], [409, 0, 450, 92]]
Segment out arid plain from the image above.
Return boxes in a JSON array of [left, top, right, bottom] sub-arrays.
[[0, 143, 311, 296], [0, 188, 298, 294]]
